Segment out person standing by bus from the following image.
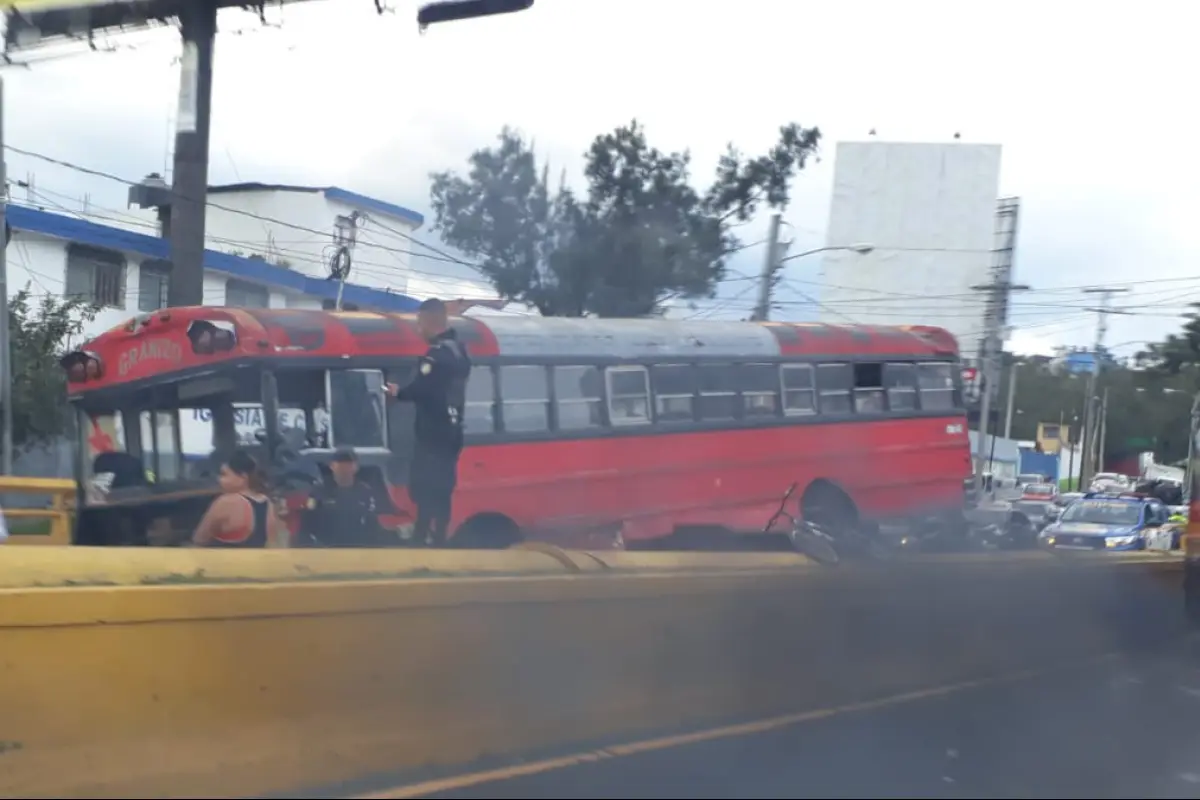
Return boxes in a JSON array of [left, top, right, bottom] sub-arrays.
[[385, 298, 470, 547], [299, 448, 387, 547], [192, 450, 287, 548]]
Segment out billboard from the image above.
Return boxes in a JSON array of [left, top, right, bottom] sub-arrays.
[[4, 0, 183, 51], [817, 141, 1003, 360]]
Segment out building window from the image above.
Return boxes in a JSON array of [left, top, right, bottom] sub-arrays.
[[554, 365, 604, 430], [499, 365, 549, 433], [464, 365, 497, 434], [606, 366, 651, 425], [225, 278, 269, 308], [138, 260, 171, 312], [65, 244, 125, 308]]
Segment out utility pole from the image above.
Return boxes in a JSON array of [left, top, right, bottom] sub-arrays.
[[0, 76, 11, 475], [1003, 359, 1018, 439], [751, 213, 782, 322], [166, 0, 218, 308], [1097, 387, 1110, 474], [1078, 287, 1131, 487], [970, 277, 1030, 486]]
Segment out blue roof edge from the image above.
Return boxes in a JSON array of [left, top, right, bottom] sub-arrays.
[[6, 204, 421, 313], [322, 187, 425, 228]]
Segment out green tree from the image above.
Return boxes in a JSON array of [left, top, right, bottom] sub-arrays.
[[8, 287, 99, 448], [429, 119, 821, 317], [1135, 302, 1200, 375], [1000, 356, 1196, 465]]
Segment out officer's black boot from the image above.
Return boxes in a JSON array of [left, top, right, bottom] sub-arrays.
[[427, 519, 449, 549]]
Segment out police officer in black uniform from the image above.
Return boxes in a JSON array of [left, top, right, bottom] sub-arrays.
[[299, 447, 386, 547], [385, 298, 470, 547]]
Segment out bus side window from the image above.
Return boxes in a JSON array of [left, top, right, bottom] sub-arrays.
[[697, 364, 738, 420], [816, 363, 852, 415], [741, 363, 780, 417], [852, 363, 885, 414], [554, 365, 604, 430], [464, 365, 497, 434], [780, 364, 816, 415], [883, 363, 918, 411], [606, 366, 651, 426], [651, 364, 696, 422], [917, 362, 956, 410], [499, 366, 550, 433]]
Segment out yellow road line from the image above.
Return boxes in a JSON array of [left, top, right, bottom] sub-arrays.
[[352, 655, 1115, 799]]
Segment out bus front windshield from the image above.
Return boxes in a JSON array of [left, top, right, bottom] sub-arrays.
[[74, 366, 392, 505]]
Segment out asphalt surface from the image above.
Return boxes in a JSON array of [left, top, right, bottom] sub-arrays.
[[413, 640, 1200, 800]]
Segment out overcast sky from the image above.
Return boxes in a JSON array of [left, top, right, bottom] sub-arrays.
[[2, 0, 1195, 357]]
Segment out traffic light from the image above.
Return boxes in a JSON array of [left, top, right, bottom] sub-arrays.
[[417, 0, 533, 28]]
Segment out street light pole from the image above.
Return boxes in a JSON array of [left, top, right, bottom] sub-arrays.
[[751, 235, 875, 322]]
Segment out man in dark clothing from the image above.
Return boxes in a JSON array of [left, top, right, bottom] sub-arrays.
[[385, 298, 471, 547], [299, 448, 386, 547]]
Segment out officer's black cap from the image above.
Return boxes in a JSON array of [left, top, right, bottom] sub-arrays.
[[331, 447, 358, 463]]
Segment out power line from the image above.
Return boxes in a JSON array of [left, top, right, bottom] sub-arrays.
[[4, 144, 484, 271]]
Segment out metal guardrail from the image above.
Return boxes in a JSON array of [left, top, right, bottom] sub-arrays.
[[0, 476, 74, 545]]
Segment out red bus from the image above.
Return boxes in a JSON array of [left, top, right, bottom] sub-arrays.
[[60, 308, 972, 548]]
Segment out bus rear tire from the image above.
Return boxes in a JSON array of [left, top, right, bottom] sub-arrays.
[[453, 513, 522, 550], [801, 481, 859, 541]]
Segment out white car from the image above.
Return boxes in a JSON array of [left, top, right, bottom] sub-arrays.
[[1089, 473, 1131, 493]]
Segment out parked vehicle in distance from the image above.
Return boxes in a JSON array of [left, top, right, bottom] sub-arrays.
[[1089, 472, 1131, 493], [1016, 473, 1048, 491], [1011, 482, 1058, 533]]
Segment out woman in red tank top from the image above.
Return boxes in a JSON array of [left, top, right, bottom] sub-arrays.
[[192, 450, 286, 548]]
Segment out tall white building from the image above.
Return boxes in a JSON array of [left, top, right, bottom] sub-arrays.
[[816, 141, 1005, 359]]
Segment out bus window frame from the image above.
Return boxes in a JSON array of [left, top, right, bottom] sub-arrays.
[[741, 363, 781, 419], [139, 406, 184, 482], [917, 361, 957, 410], [605, 365, 652, 427], [324, 367, 390, 451], [816, 362, 853, 415], [498, 364, 551, 434], [650, 363, 698, 424], [780, 363, 817, 416]]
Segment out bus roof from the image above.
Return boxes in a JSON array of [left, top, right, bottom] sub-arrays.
[[62, 307, 961, 393]]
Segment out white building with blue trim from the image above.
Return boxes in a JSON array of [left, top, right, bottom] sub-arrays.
[[6, 182, 507, 340]]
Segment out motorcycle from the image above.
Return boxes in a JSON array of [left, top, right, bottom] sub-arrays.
[[763, 483, 841, 565]]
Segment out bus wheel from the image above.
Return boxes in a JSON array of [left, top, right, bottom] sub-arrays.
[[800, 481, 859, 546], [453, 513, 522, 550]]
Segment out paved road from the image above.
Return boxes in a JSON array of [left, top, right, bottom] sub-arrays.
[[405, 641, 1200, 800]]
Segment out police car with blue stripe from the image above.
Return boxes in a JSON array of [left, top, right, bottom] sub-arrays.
[[1037, 491, 1173, 551]]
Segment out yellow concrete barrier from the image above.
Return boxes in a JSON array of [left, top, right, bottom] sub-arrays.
[[0, 545, 571, 588], [0, 477, 74, 546], [0, 554, 1184, 799], [0, 546, 823, 588]]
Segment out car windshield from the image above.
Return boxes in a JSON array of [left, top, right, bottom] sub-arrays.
[[1059, 499, 1141, 526]]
